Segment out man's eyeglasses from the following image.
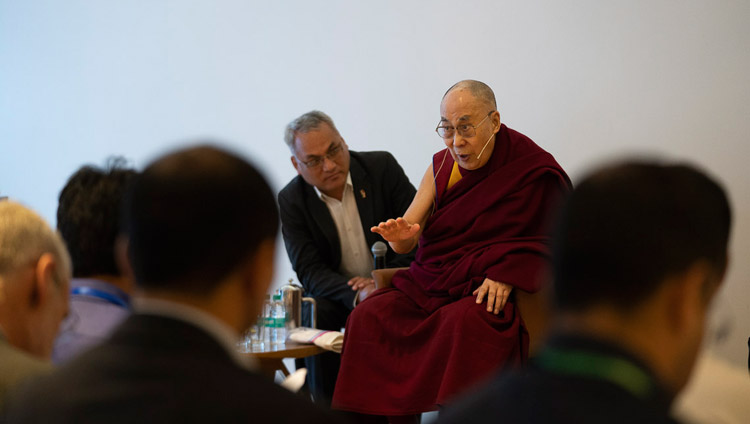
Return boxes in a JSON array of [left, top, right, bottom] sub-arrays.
[[297, 143, 344, 168], [435, 112, 493, 139]]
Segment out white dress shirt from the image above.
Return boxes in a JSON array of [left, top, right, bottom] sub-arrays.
[[314, 173, 373, 280]]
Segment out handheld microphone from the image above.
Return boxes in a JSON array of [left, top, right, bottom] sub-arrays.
[[372, 241, 387, 270], [475, 133, 495, 160]]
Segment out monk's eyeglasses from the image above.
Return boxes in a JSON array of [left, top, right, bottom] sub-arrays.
[[435, 112, 493, 139], [296, 143, 344, 168]]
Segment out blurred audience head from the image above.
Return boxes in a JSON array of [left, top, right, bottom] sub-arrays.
[[551, 160, 731, 391], [57, 158, 137, 279], [0, 201, 71, 359], [121, 145, 278, 325], [553, 161, 730, 312]]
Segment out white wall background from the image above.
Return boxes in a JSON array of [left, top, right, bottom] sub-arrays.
[[1, 0, 748, 366]]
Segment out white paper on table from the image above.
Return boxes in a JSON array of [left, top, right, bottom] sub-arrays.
[[288, 327, 343, 353]]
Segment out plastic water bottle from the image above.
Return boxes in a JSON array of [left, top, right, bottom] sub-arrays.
[[262, 294, 273, 346], [271, 293, 287, 345]]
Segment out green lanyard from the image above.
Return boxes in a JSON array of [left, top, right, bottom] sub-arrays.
[[536, 348, 656, 400]]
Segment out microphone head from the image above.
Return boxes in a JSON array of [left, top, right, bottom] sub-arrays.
[[372, 241, 387, 256]]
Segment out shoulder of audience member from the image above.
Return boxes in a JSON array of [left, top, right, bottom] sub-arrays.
[[437, 371, 525, 424], [3, 367, 351, 423], [257, 379, 351, 423]]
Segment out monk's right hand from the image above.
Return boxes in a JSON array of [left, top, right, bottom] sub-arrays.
[[473, 278, 513, 315], [370, 217, 420, 242]]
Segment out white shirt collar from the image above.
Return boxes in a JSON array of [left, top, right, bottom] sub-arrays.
[[313, 172, 353, 201], [133, 297, 257, 371]]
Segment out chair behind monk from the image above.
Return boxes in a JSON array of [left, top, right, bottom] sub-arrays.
[[372, 268, 551, 354]]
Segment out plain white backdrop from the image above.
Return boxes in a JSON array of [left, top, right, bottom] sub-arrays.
[[2, 0, 748, 366]]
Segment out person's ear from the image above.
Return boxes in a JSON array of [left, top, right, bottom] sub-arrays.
[[666, 261, 712, 334], [115, 235, 135, 292], [291, 156, 302, 175], [242, 239, 276, 316], [491, 110, 501, 133], [0, 276, 6, 305], [31, 253, 57, 308]]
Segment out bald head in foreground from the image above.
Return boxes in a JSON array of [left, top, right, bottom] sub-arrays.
[[439, 161, 732, 424], [0, 201, 71, 407], [4, 146, 345, 423]]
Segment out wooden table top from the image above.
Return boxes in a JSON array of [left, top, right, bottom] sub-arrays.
[[240, 341, 326, 359]]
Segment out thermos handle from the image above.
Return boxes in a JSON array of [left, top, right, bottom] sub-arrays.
[[302, 297, 317, 329]]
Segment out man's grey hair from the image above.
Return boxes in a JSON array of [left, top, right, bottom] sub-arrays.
[[443, 80, 497, 110], [0, 201, 71, 282], [283, 110, 340, 153]]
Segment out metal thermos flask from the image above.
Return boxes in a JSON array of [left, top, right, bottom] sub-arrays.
[[279, 279, 317, 329]]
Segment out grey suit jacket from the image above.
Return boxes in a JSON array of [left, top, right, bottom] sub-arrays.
[[0, 333, 51, 410]]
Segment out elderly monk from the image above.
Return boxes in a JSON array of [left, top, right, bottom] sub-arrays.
[[332, 80, 571, 420]]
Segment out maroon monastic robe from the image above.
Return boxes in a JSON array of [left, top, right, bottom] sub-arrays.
[[332, 125, 571, 415]]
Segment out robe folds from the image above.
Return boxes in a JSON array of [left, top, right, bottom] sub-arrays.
[[332, 124, 571, 415]]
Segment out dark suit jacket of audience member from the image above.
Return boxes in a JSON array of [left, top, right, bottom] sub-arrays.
[[3, 314, 344, 423], [437, 334, 679, 424], [278, 150, 416, 310]]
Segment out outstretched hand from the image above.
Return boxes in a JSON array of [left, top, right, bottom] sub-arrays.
[[473, 278, 513, 315], [371, 217, 421, 243]]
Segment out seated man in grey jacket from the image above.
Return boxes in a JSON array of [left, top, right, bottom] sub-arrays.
[[0, 201, 71, 407]]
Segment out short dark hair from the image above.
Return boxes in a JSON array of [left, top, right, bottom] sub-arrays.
[[122, 145, 278, 294], [552, 161, 731, 311], [57, 158, 137, 278]]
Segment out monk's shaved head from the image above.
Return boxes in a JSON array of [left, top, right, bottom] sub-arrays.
[[443, 80, 497, 110]]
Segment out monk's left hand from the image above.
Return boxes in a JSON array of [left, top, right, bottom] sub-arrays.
[[473, 278, 513, 315], [347, 276, 374, 291]]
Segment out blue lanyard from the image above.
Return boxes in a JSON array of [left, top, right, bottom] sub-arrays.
[[71, 286, 130, 309]]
